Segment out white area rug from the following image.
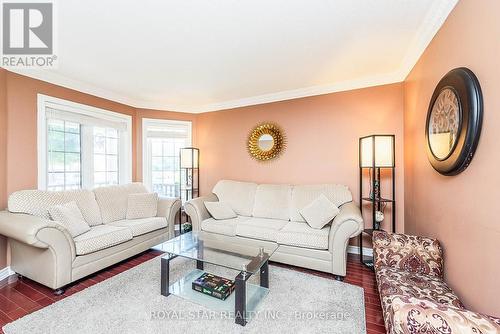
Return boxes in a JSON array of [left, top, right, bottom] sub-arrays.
[[3, 257, 366, 334]]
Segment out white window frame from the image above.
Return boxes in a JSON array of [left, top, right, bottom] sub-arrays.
[[142, 118, 192, 192], [37, 94, 132, 190]]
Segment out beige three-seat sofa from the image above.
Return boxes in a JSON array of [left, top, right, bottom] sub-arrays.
[[0, 183, 180, 291], [185, 180, 364, 279]]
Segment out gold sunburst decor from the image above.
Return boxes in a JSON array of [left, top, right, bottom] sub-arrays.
[[248, 123, 286, 161]]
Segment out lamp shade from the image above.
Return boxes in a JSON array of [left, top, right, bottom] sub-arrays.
[[180, 147, 199, 169], [360, 135, 395, 168]]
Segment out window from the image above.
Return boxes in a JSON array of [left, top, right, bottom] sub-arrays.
[[142, 119, 192, 199], [38, 94, 132, 190], [93, 127, 119, 187], [47, 120, 81, 190]]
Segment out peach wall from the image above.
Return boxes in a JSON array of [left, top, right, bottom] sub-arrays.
[[197, 83, 405, 235], [134, 108, 198, 183], [404, 0, 500, 316], [0, 69, 7, 269]]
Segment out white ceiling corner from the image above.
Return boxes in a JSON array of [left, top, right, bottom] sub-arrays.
[[5, 0, 458, 113]]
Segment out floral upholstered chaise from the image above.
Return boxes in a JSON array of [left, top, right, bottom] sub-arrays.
[[373, 231, 500, 334]]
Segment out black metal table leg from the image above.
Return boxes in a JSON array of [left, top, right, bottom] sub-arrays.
[[161, 254, 177, 297], [235, 271, 250, 326], [161, 256, 170, 296], [196, 260, 204, 270], [260, 261, 269, 288], [177, 208, 182, 235]]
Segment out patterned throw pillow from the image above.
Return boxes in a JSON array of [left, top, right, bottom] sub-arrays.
[[48, 201, 91, 237], [204, 202, 237, 220], [299, 194, 340, 229], [126, 193, 159, 219]]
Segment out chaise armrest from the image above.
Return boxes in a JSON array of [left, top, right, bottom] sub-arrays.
[[156, 196, 181, 238], [390, 295, 500, 334], [373, 231, 444, 278], [184, 194, 218, 231], [328, 202, 364, 276]]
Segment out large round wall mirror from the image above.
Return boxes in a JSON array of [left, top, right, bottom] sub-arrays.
[[425, 67, 483, 176], [248, 123, 285, 161]]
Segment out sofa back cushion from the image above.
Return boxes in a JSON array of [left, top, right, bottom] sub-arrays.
[[8, 189, 103, 226], [93, 183, 148, 223], [252, 184, 292, 220], [212, 180, 257, 216], [290, 184, 352, 222]]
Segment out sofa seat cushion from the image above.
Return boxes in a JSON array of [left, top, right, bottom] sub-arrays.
[[235, 217, 288, 242], [93, 183, 149, 223], [277, 222, 330, 250], [108, 217, 168, 237], [201, 216, 251, 237], [376, 266, 464, 310], [74, 225, 133, 255]]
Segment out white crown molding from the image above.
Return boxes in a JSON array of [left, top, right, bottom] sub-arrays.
[[6, 68, 158, 109], [0, 266, 15, 282], [3, 1, 457, 114], [192, 71, 404, 113], [398, 0, 459, 81]]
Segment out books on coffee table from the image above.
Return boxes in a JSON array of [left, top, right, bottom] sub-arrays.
[[192, 272, 235, 301]]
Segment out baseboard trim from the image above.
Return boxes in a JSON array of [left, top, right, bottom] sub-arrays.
[[0, 266, 15, 282], [347, 246, 373, 257]]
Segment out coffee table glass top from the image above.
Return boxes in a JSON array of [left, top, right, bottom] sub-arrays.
[[159, 231, 277, 274]]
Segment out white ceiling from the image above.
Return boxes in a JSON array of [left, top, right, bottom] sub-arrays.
[[10, 0, 458, 113]]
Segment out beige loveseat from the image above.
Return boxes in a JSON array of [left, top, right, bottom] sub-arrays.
[[0, 183, 180, 292], [185, 180, 363, 279]]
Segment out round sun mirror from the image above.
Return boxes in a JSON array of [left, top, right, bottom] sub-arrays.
[[248, 123, 285, 161]]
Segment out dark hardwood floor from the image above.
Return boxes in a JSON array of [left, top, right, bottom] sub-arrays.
[[0, 252, 385, 334]]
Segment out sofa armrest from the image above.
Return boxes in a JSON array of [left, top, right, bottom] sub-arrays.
[[328, 202, 364, 276], [0, 211, 62, 247], [373, 231, 444, 278], [390, 296, 500, 334], [157, 197, 181, 238], [0, 211, 76, 259], [184, 194, 218, 231]]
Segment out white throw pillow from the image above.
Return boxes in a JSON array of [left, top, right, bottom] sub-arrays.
[[204, 202, 237, 220], [299, 194, 340, 229], [48, 201, 91, 237], [126, 193, 159, 219]]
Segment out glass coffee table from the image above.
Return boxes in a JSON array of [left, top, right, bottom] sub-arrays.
[[159, 231, 277, 326]]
